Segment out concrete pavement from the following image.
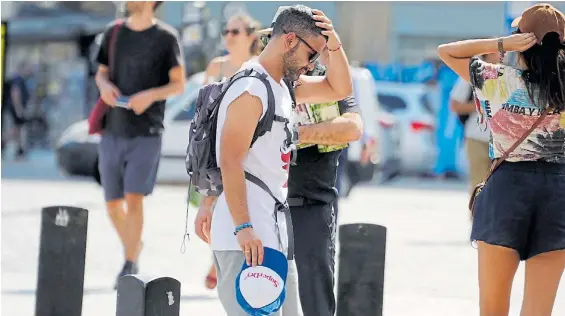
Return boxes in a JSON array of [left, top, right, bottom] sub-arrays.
[[1, 178, 564, 315]]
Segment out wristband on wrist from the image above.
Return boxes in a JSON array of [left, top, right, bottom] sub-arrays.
[[234, 222, 253, 235], [328, 43, 342, 52]]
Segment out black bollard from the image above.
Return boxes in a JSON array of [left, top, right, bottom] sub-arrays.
[[35, 206, 89, 316], [116, 275, 181, 316], [336, 223, 387, 316]]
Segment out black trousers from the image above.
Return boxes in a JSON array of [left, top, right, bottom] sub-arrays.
[[290, 201, 337, 316]]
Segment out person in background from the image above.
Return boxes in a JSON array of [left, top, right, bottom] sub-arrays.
[[200, 12, 262, 291], [203, 14, 261, 85], [3, 63, 33, 160], [288, 56, 362, 316], [449, 52, 498, 196], [95, 1, 185, 288], [438, 3, 565, 315], [433, 61, 464, 179]]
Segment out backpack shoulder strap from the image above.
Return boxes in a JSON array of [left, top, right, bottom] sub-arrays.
[[244, 172, 282, 205], [226, 68, 277, 146]]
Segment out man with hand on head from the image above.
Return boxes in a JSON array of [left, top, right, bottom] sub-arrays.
[[193, 5, 353, 315]]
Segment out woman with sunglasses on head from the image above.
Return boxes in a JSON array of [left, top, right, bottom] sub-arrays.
[[200, 13, 261, 290], [438, 4, 565, 316], [203, 14, 261, 85]]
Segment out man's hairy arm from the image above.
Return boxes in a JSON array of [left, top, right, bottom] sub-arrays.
[[298, 112, 363, 145], [220, 92, 263, 227]]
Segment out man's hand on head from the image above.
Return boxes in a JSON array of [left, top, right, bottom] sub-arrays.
[[312, 9, 340, 50]]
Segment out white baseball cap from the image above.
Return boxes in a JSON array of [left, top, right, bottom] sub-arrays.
[[235, 247, 288, 315]]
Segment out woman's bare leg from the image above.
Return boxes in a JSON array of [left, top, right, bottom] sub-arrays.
[[477, 241, 520, 316], [520, 249, 565, 316]]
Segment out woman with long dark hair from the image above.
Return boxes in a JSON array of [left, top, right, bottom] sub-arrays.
[[438, 4, 565, 316]]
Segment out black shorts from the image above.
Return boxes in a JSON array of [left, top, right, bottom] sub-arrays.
[[471, 160, 565, 260]]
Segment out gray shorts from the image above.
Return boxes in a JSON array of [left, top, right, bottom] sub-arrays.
[[98, 134, 161, 201], [213, 250, 303, 316]]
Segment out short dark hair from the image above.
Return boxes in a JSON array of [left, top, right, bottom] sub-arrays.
[[271, 5, 325, 40]]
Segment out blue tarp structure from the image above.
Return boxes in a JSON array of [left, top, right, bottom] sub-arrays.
[[433, 66, 464, 176]]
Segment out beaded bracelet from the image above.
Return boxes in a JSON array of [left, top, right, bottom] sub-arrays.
[[234, 222, 253, 235]]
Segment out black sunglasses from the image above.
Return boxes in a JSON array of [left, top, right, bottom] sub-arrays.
[[222, 28, 241, 36], [283, 31, 321, 64], [222, 27, 255, 37]]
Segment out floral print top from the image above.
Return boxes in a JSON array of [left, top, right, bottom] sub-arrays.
[[469, 57, 565, 163]]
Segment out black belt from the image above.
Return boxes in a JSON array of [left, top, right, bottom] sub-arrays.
[[287, 197, 324, 207]]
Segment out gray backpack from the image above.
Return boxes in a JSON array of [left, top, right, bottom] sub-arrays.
[[185, 68, 294, 197], [181, 68, 296, 259]]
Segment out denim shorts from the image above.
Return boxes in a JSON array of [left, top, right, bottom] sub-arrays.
[[471, 160, 565, 261], [98, 134, 161, 202]]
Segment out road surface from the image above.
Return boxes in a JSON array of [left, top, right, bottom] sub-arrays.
[[2, 177, 564, 315]]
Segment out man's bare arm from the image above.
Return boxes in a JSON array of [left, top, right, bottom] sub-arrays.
[[219, 92, 263, 227], [298, 112, 362, 145], [294, 10, 352, 104], [95, 65, 121, 106], [95, 65, 112, 91], [147, 65, 186, 101], [129, 66, 186, 115], [200, 196, 218, 210], [294, 58, 352, 105]]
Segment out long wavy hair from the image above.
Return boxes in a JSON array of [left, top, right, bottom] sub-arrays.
[[519, 31, 565, 111]]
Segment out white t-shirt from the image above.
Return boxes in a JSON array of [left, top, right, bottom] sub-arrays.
[[211, 60, 294, 253], [450, 78, 490, 142]]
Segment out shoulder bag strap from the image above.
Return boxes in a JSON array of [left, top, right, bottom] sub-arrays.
[[483, 108, 551, 182]]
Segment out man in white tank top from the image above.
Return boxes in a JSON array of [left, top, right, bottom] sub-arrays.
[[195, 5, 354, 315]]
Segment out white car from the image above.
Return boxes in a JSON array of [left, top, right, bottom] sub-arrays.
[[338, 66, 401, 196], [57, 68, 394, 187], [56, 72, 206, 184], [375, 82, 437, 175]]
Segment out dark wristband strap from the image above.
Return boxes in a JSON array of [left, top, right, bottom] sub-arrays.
[[328, 43, 342, 52]]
